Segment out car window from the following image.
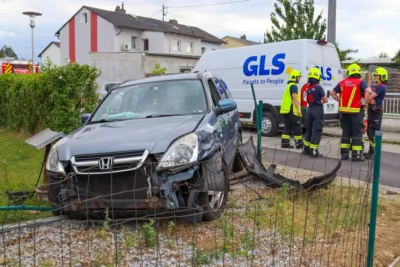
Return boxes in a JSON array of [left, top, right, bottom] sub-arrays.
[[207, 79, 221, 108], [218, 78, 232, 98], [91, 79, 207, 122], [212, 78, 228, 100]]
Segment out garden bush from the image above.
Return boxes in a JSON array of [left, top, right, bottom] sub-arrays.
[[0, 61, 101, 134]]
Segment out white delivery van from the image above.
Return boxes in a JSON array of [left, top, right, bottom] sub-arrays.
[[193, 39, 341, 136]]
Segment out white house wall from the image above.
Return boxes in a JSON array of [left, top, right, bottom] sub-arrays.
[[90, 52, 145, 94], [114, 28, 142, 52], [165, 33, 201, 56], [41, 44, 61, 66], [75, 7, 91, 65], [97, 16, 115, 52], [59, 26, 69, 65], [201, 42, 222, 53], [144, 54, 199, 74], [141, 31, 165, 53]]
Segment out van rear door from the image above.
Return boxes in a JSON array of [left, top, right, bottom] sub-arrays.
[[306, 42, 340, 121]]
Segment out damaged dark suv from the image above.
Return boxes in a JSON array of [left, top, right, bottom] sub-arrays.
[[46, 71, 242, 222]]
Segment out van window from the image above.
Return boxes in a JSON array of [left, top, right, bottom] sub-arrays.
[[207, 79, 221, 107], [212, 78, 228, 100]]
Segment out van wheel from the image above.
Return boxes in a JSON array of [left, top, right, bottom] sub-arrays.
[[261, 112, 278, 137]]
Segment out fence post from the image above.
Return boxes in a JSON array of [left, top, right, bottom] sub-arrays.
[[366, 130, 383, 267], [257, 100, 263, 159]]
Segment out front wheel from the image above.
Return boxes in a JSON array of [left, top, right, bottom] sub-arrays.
[[198, 161, 229, 221]]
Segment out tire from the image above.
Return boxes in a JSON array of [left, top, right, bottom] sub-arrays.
[[261, 111, 278, 137], [47, 178, 64, 216], [198, 161, 229, 222]]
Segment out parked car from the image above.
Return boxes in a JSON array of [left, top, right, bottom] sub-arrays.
[[46, 71, 243, 222]]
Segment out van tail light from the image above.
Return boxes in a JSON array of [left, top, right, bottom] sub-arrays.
[[317, 40, 328, 45]]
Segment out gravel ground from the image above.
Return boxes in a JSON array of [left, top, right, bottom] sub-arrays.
[[1, 163, 396, 267]]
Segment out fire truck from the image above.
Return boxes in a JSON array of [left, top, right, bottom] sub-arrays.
[[0, 58, 39, 74]]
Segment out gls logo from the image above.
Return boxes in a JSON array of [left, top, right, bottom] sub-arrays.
[[243, 53, 286, 76], [315, 66, 332, 81]]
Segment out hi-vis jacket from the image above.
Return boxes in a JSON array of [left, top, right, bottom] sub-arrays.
[[280, 82, 301, 116], [338, 78, 362, 113]]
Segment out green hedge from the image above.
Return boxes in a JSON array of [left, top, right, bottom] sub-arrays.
[[0, 62, 101, 134]]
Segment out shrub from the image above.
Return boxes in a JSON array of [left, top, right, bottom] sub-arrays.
[[0, 61, 101, 134]]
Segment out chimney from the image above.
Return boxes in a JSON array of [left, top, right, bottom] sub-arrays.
[[115, 2, 126, 14], [169, 19, 178, 24], [240, 34, 246, 40]]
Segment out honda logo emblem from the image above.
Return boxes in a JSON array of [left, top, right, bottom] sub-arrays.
[[99, 157, 113, 170]]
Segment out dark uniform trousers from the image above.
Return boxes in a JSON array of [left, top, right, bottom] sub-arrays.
[[281, 109, 303, 148], [304, 104, 324, 154], [366, 105, 383, 157], [340, 111, 364, 159]]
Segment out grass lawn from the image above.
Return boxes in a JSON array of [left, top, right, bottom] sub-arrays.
[[0, 129, 52, 224]]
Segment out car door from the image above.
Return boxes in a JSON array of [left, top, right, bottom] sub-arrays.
[[207, 77, 237, 165]]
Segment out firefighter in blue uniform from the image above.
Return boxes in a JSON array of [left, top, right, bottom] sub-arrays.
[[364, 67, 388, 159], [302, 67, 328, 157]]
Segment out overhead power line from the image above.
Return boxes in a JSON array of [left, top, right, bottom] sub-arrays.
[[167, 0, 254, 9]]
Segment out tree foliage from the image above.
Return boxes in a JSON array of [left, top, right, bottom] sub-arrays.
[[0, 61, 101, 134], [151, 63, 167, 75], [392, 49, 400, 66], [264, 0, 326, 43], [335, 42, 358, 62], [378, 51, 389, 58], [0, 45, 18, 59]]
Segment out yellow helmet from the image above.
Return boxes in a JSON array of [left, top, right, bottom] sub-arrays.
[[289, 69, 302, 82], [347, 63, 361, 77], [372, 67, 388, 81], [308, 67, 322, 80]]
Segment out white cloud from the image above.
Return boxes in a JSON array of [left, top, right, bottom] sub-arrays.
[[0, 30, 16, 39], [0, 0, 399, 59]]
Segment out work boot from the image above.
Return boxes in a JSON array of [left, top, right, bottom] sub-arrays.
[[281, 140, 294, 149], [364, 146, 374, 160], [302, 146, 311, 155], [351, 151, 365, 162], [341, 153, 349, 160], [295, 140, 304, 149], [310, 149, 323, 158]]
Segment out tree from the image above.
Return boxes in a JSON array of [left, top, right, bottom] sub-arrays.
[[0, 45, 18, 59], [264, 0, 326, 43], [391, 49, 400, 66], [335, 42, 358, 62], [151, 63, 167, 75], [378, 51, 389, 58]]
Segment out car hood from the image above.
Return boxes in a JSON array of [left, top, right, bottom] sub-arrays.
[[56, 114, 205, 160]]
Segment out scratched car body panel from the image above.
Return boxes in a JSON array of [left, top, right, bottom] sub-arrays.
[[46, 71, 242, 222]]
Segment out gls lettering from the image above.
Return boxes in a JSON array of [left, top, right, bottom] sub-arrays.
[[243, 53, 286, 76], [315, 66, 332, 81]]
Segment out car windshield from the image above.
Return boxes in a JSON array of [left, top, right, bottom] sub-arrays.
[[91, 79, 207, 122]]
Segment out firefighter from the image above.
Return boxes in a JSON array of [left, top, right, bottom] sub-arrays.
[[364, 67, 388, 159], [302, 67, 328, 157], [280, 69, 304, 149], [330, 63, 371, 161]]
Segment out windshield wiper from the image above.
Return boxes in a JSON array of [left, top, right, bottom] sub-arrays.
[[145, 114, 186, 118]]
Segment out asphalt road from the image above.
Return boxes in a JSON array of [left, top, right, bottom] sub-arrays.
[[261, 147, 400, 189]]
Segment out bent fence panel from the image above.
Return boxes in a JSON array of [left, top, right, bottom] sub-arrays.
[[0, 137, 389, 266]]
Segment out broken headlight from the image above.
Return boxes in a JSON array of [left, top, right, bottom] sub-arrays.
[[45, 144, 66, 175], [157, 133, 198, 171]]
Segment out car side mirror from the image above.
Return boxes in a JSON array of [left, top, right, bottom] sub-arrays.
[[81, 113, 91, 124], [215, 99, 237, 116]]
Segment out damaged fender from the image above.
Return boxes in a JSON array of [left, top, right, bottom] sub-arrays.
[[237, 136, 341, 191]]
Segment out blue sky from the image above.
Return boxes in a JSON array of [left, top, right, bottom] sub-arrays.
[[0, 0, 399, 61]]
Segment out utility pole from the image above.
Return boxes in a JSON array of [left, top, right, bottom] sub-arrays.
[[162, 5, 167, 21], [327, 0, 336, 44]]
